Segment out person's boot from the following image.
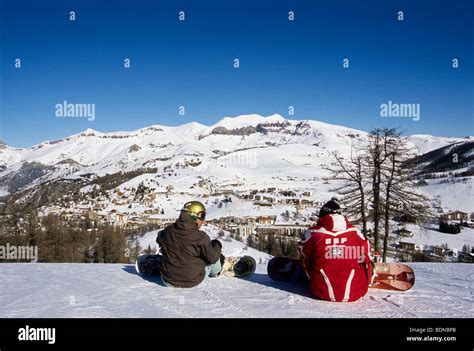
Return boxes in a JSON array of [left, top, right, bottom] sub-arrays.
[[213, 253, 226, 277]]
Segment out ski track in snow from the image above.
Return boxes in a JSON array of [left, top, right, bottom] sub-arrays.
[[0, 262, 472, 318]]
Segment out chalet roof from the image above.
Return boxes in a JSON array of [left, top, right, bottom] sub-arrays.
[[399, 241, 416, 245], [443, 210, 468, 215], [399, 228, 412, 233]]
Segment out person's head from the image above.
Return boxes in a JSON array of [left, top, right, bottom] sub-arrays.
[[319, 199, 341, 218], [181, 201, 206, 228]]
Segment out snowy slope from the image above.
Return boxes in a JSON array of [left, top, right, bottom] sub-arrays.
[[1, 226, 472, 318], [407, 135, 472, 155], [389, 223, 474, 252], [420, 180, 474, 213], [209, 113, 287, 129], [0, 262, 472, 318]]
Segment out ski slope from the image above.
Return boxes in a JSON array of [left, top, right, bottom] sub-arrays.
[[0, 262, 472, 318], [1, 225, 472, 318]]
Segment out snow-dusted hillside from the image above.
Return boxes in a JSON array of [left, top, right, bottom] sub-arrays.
[[420, 180, 474, 213], [0, 262, 471, 318], [390, 224, 474, 252], [1, 114, 469, 194], [406, 134, 473, 155]]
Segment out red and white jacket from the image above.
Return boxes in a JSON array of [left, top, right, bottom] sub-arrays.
[[299, 214, 372, 302]]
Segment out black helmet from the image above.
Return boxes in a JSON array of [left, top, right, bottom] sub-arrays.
[[319, 199, 341, 218]]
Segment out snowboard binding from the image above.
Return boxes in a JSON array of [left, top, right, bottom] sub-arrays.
[[135, 254, 162, 276], [221, 256, 256, 278]]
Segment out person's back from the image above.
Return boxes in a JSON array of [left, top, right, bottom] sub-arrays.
[[157, 203, 221, 288], [299, 201, 372, 302]]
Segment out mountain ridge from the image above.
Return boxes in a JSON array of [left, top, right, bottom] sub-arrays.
[[3, 114, 472, 151], [0, 114, 472, 206]]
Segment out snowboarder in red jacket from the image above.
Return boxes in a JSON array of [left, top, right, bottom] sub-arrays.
[[299, 199, 373, 302]]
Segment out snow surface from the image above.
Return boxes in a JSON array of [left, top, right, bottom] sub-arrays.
[[421, 179, 474, 213], [406, 135, 470, 155], [1, 226, 472, 318], [0, 187, 9, 197], [210, 113, 287, 129], [393, 224, 474, 251], [0, 262, 471, 318]]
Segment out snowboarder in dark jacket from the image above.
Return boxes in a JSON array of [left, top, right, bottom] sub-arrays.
[[156, 201, 223, 288]]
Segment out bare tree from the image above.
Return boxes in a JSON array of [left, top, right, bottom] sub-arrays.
[[326, 147, 370, 237], [366, 128, 393, 253], [375, 128, 431, 261], [327, 128, 432, 262], [382, 142, 431, 261]]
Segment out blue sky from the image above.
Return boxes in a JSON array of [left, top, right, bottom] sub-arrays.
[[1, 0, 473, 147]]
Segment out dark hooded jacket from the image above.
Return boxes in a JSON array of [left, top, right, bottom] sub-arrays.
[[156, 211, 221, 288]]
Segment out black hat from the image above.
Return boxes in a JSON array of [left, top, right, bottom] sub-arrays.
[[319, 200, 341, 218]]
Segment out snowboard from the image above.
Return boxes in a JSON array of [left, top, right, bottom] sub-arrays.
[[135, 254, 257, 278], [221, 255, 257, 278], [135, 254, 162, 276], [267, 257, 415, 291], [370, 262, 415, 291]]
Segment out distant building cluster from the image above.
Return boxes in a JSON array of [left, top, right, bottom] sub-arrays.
[[209, 215, 308, 239]]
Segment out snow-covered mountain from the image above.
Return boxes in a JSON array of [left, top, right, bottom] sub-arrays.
[[0, 114, 472, 217], [406, 134, 473, 155], [0, 114, 366, 172], [1, 114, 470, 192]]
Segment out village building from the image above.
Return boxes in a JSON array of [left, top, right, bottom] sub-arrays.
[[398, 228, 413, 237], [398, 241, 419, 252], [440, 211, 468, 222], [255, 224, 307, 238]]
